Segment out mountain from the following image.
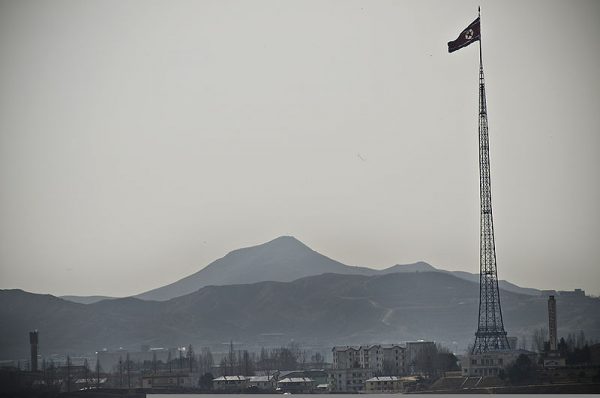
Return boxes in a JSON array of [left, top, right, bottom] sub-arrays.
[[130, 236, 537, 302], [60, 295, 116, 304], [134, 236, 376, 301], [1, 273, 598, 360]]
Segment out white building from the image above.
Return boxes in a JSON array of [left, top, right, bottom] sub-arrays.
[[277, 377, 315, 393], [460, 349, 536, 377], [248, 375, 276, 390], [365, 376, 402, 393], [328, 367, 374, 393]]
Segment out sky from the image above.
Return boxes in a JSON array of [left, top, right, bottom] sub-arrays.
[[0, 0, 598, 297]]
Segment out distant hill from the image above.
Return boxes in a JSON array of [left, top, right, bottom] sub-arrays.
[[60, 295, 116, 304], [134, 236, 377, 301], [1, 272, 597, 360], [128, 236, 537, 302]]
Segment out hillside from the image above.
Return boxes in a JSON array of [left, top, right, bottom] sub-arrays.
[[1, 272, 597, 360]]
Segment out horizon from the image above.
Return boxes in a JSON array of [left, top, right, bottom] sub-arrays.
[[1, 0, 599, 298]]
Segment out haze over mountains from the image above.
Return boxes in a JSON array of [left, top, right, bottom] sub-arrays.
[[3, 236, 595, 361]]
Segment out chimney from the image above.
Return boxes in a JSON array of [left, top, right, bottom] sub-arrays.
[[29, 330, 39, 372], [548, 296, 557, 352]]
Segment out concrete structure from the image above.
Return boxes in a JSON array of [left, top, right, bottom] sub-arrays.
[[461, 349, 536, 377], [332, 344, 406, 375], [365, 376, 402, 393], [212, 375, 248, 391], [405, 341, 435, 374], [548, 295, 558, 352], [328, 367, 373, 393], [382, 344, 405, 375], [29, 331, 38, 372], [329, 343, 409, 392], [277, 377, 315, 393]]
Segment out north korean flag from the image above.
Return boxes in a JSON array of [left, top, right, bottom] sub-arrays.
[[448, 17, 481, 53]]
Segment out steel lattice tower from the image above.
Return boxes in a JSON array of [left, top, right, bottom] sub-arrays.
[[472, 39, 510, 354]]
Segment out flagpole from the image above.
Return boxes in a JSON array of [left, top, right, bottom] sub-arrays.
[[478, 6, 483, 68]]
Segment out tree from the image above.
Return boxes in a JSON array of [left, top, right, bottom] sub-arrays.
[[83, 359, 90, 390], [187, 344, 195, 373], [311, 352, 325, 368], [95, 357, 102, 389], [531, 328, 547, 353], [433, 352, 459, 375], [200, 347, 214, 375], [199, 372, 214, 390], [506, 354, 535, 384]]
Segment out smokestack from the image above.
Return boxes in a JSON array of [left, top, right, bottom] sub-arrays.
[[29, 330, 39, 372], [548, 296, 557, 352]]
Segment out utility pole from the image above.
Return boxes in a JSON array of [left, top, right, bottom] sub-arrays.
[[126, 352, 131, 389], [119, 356, 123, 388], [66, 355, 71, 393], [96, 356, 101, 389]]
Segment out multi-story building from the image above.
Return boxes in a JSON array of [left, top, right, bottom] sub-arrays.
[[329, 344, 407, 392], [382, 344, 405, 375], [405, 341, 436, 374], [328, 367, 373, 393]]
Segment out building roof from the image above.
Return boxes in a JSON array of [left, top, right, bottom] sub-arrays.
[[278, 377, 314, 383], [213, 375, 248, 381], [249, 376, 273, 382], [366, 376, 400, 382]]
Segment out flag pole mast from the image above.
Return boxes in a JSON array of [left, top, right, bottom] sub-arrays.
[[478, 6, 482, 67], [472, 4, 510, 353]]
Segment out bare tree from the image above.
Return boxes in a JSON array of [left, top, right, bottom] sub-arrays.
[[531, 328, 547, 352]]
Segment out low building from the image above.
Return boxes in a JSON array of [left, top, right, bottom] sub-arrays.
[[142, 372, 195, 389], [248, 375, 275, 390], [212, 375, 248, 391], [365, 376, 402, 393], [557, 289, 585, 297], [277, 377, 315, 393], [461, 349, 537, 377], [542, 356, 566, 368], [279, 369, 327, 385]]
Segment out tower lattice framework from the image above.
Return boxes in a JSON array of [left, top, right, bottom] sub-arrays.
[[472, 43, 510, 354]]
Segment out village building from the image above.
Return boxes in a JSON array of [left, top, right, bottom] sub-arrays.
[[212, 375, 248, 391]]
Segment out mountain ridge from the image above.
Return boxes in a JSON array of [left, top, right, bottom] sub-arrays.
[[59, 236, 538, 303], [2, 273, 598, 360]]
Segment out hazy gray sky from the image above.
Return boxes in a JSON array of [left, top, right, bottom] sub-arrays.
[[1, 0, 598, 297]]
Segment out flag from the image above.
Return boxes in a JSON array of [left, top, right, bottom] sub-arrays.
[[448, 17, 480, 53]]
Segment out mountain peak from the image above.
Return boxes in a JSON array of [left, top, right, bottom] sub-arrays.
[[263, 235, 308, 248]]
